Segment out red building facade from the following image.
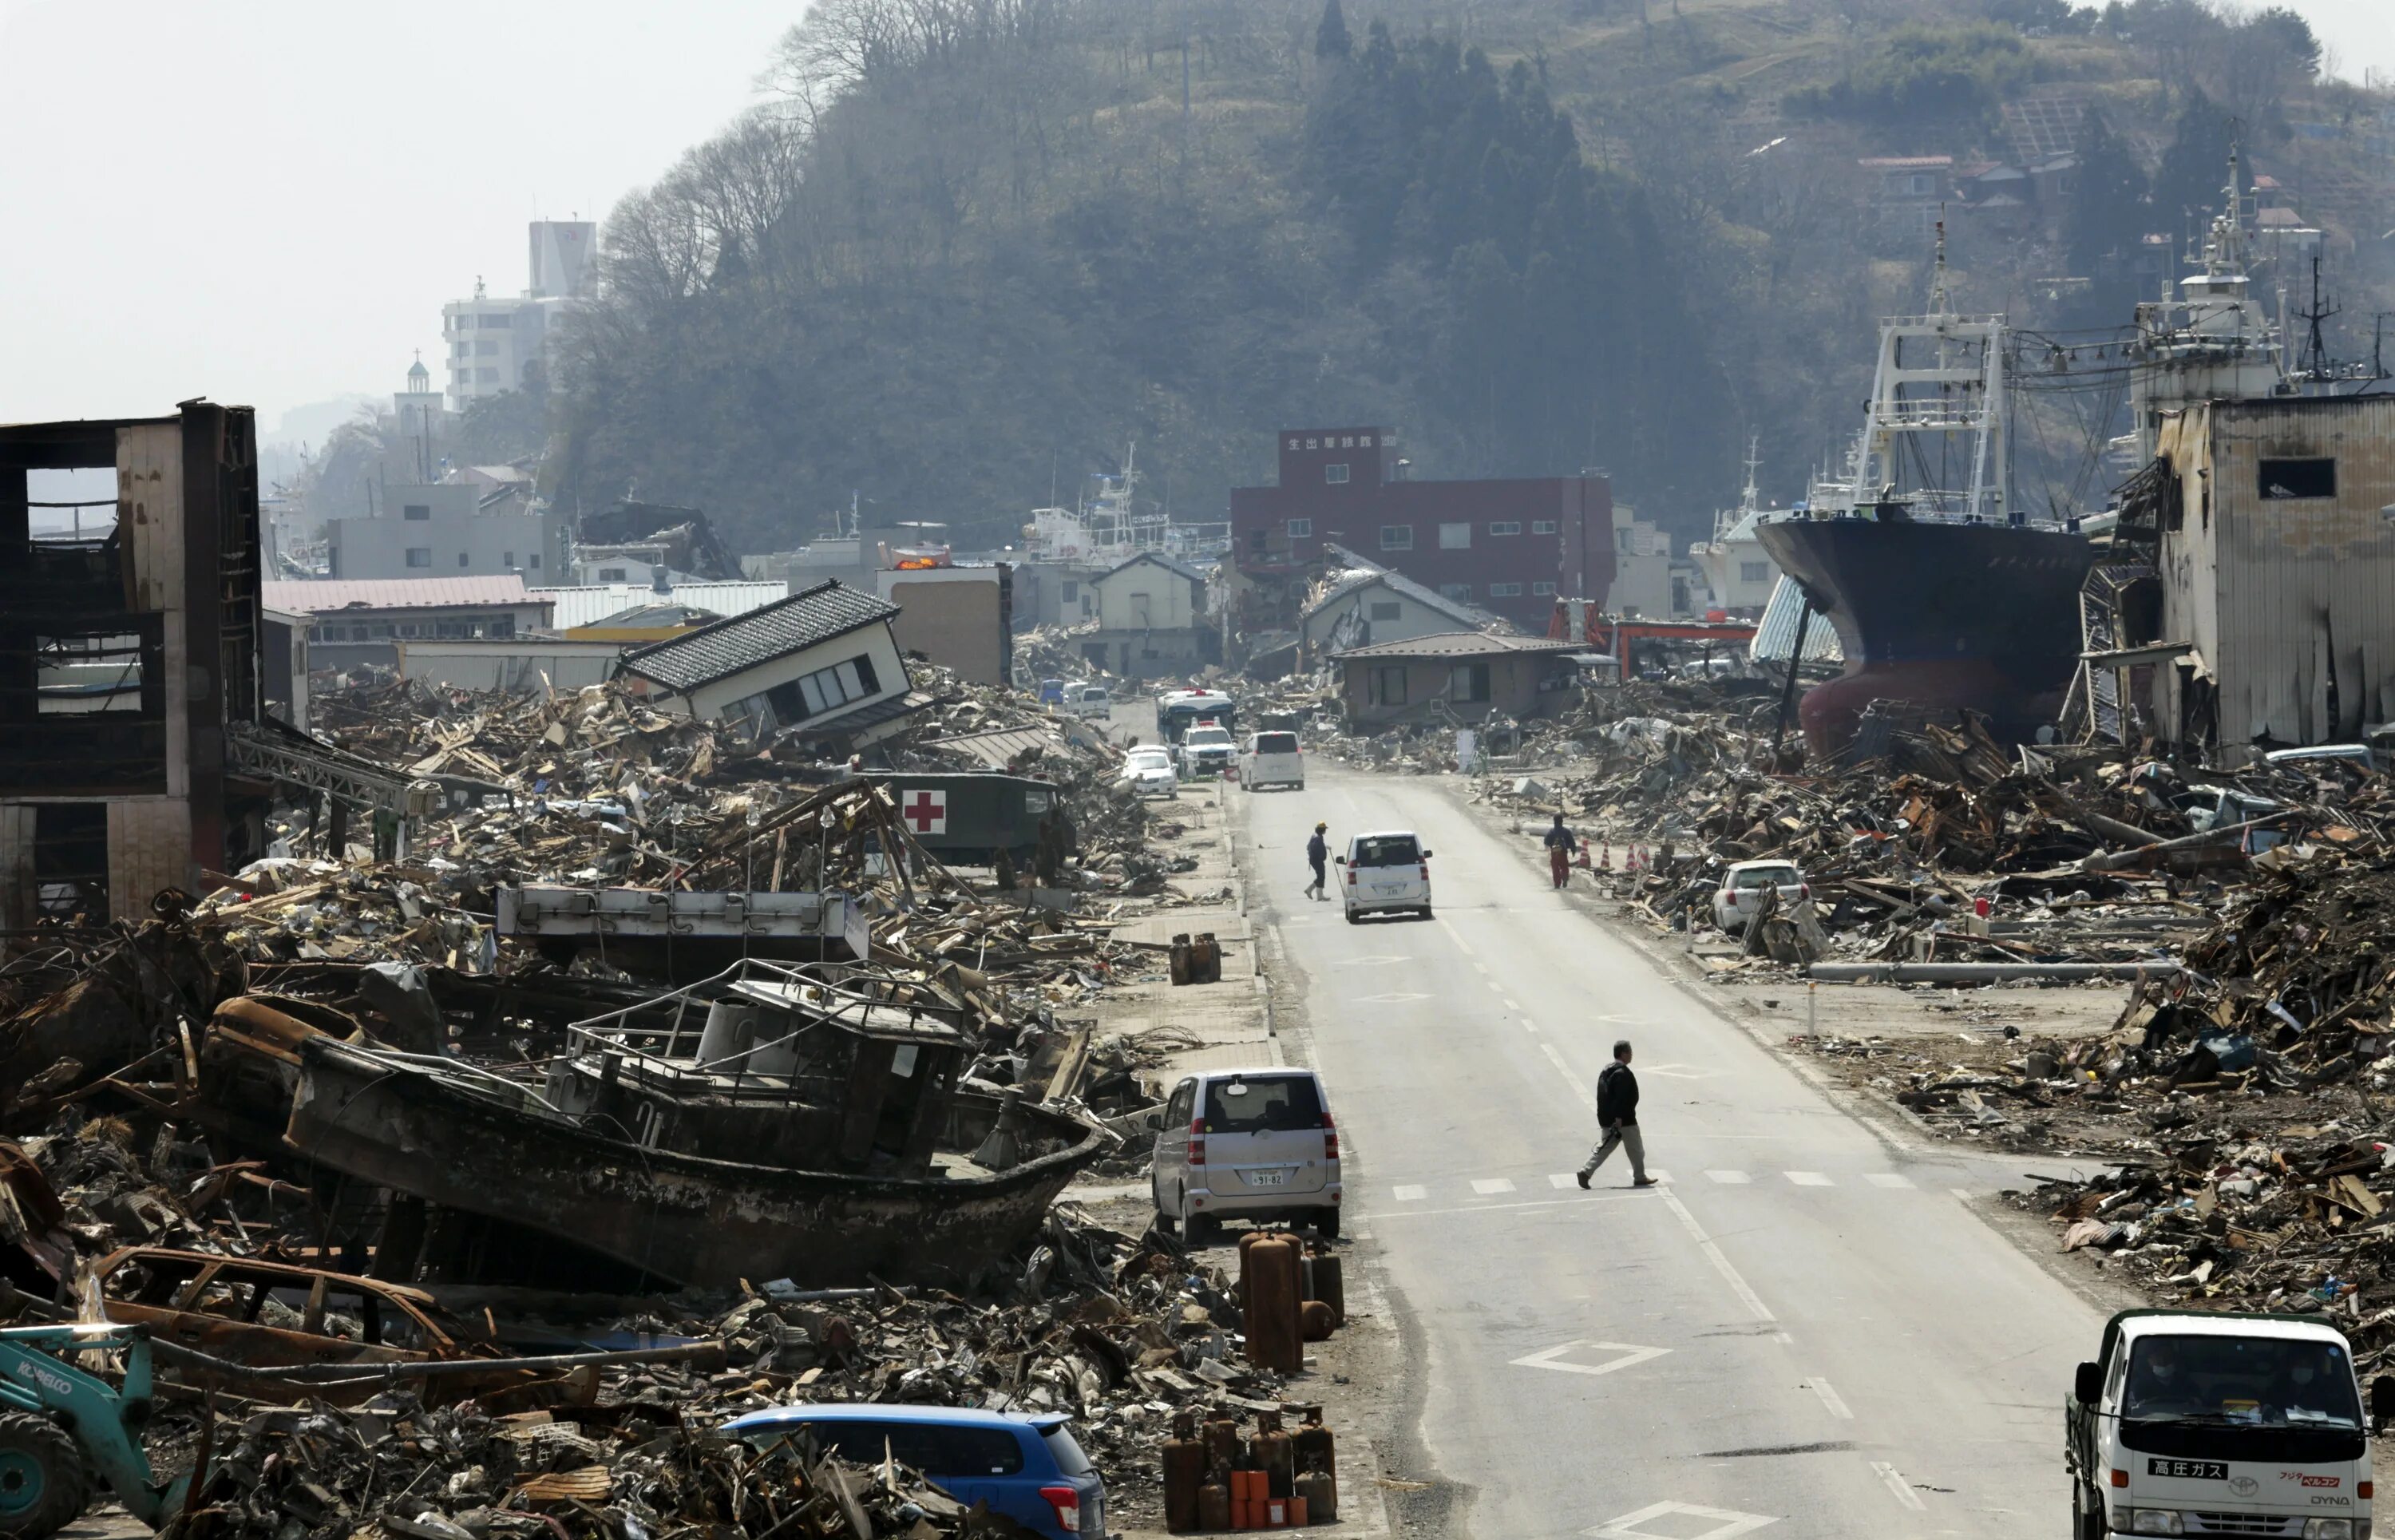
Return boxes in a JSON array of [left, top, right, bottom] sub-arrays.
[[1229, 427, 1613, 631]]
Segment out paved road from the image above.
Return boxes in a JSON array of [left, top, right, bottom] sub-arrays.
[[1236, 764, 2104, 1540]]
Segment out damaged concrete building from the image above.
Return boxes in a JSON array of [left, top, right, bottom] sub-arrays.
[[2103, 394, 2395, 761]]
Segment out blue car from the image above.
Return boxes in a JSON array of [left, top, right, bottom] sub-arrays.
[[720, 1404, 1106, 1540]]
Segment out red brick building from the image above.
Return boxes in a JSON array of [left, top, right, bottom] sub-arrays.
[[1229, 427, 1613, 631]]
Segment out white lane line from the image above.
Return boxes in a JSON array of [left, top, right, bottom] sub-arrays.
[[1870, 1461, 1926, 1511], [1784, 1171, 1833, 1186], [1540, 1043, 1597, 1110], [1549, 1172, 1578, 1189], [1392, 1184, 1427, 1202], [1374, 1193, 1637, 1220], [1950, 1187, 1973, 1201], [1437, 916, 1475, 956], [1807, 1378, 1853, 1419], [1472, 1178, 1518, 1195], [1864, 1174, 1914, 1189], [1704, 1170, 1751, 1184], [1503, 998, 1522, 1011], [1486, 980, 1504, 993], [1522, 1019, 1542, 1035], [1658, 1186, 1775, 1322]]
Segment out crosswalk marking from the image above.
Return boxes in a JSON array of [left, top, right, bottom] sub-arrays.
[[1704, 1170, 1751, 1184], [1550, 1173, 1578, 1189], [1785, 1171, 1832, 1186], [1864, 1173, 1914, 1189], [1472, 1178, 1517, 1195], [1393, 1184, 1427, 1202], [1382, 1170, 1953, 1203]]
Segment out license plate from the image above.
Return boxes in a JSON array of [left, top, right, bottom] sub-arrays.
[[1246, 1169, 1289, 1187]]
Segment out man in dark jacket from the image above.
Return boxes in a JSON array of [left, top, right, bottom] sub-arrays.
[[1577, 1039, 1655, 1188], [1304, 822, 1329, 901], [1542, 813, 1578, 889]]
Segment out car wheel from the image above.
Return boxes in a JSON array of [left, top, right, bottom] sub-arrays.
[[1418, 905, 1433, 920], [1316, 1208, 1340, 1241], [1295, 783, 1305, 792], [1344, 910, 1360, 925]]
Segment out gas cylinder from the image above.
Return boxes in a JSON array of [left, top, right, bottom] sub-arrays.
[[1302, 1248, 1344, 1328], [1198, 1472, 1232, 1534], [1237, 1229, 1273, 1311], [1253, 1410, 1295, 1499], [1300, 1300, 1336, 1341], [1243, 1233, 1304, 1372], [1294, 1470, 1337, 1525], [1163, 1415, 1205, 1534], [1288, 1497, 1309, 1528], [1204, 1418, 1241, 1472], [1293, 1406, 1336, 1487]]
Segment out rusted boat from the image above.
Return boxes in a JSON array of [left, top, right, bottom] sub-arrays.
[[284, 960, 1105, 1289]]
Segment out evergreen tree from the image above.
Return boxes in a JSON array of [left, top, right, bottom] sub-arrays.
[[2151, 90, 2237, 241], [1315, 0, 1351, 61], [2067, 114, 2148, 277]]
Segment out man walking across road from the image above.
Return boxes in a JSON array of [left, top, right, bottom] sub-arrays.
[[1304, 821, 1330, 901], [1577, 1039, 1656, 1188], [1542, 813, 1578, 889]]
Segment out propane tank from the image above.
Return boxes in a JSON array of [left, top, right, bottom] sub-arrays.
[[1198, 1470, 1231, 1534], [1163, 1414, 1205, 1533], [1302, 1247, 1345, 1328], [1253, 1410, 1295, 1499], [1300, 1300, 1336, 1342], [1204, 1417, 1241, 1472], [1243, 1234, 1304, 1373], [1293, 1405, 1336, 1521], [1237, 1229, 1273, 1312], [1294, 1470, 1337, 1525]]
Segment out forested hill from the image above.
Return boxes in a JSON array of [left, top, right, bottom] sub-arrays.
[[541, 0, 2381, 554]]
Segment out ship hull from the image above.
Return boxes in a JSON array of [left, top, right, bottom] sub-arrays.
[[1754, 517, 2095, 755]]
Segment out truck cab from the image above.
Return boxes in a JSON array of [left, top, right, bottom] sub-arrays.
[[2068, 1309, 2389, 1540]]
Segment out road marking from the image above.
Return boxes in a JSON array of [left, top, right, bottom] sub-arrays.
[[1358, 992, 1431, 1004], [1486, 980, 1504, 993], [1704, 1170, 1751, 1184], [1372, 1193, 1637, 1220], [1510, 1340, 1671, 1377], [1392, 1185, 1427, 1202], [1436, 917, 1475, 956], [1502, 998, 1521, 1011], [1807, 1378, 1853, 1419], [1540, 1043, 1597, 1110], [1522, 1019, 1541, 1034], [1659, 1186, 1776, 1322], [1870, 1461, 1927, 1511], [1950, 1187, 1973, 1201], [1640, 1063, 1720, 1079], [1589, 1500, 1779, 1539], [1784, 1171, 1832, 1186], [1863, 1174, 1914, 1189], [1334, 954, 1411, 966], [1472, 1178, 1517, 1195], [1549, 1173, 1578, 1189]]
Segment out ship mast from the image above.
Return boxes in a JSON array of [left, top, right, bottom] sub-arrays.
[[1846, 217, 2011, 525]]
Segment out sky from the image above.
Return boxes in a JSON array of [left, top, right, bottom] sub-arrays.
[[0, 1, 802, 443], [1, 1, 2389, 442]]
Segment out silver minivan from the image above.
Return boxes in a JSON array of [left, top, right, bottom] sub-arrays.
[[1151, 1068, 1341, 1242]]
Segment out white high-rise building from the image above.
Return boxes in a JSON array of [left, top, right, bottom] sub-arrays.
[[441, 220, 598, 411]]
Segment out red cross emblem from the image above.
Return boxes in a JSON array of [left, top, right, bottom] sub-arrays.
[[901, 789, 947, 834]]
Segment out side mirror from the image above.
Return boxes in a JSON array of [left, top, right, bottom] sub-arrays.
[[2373, 1376, 2395, 1431], [1423, 850, 1434, 858], [2074, 1360, 2104, 1407], [1332, 856, 1346, 865]]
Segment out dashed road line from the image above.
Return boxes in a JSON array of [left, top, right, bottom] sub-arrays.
[[1863, 1174, 1914, 1190], [1471, 1177, 1518, 1195], [1784, 1171, 1832, 1187], [1704, 1170, 1751, 1184], [1392, 1184, 1427, 1202], [1870, 1461, 1926, 1511], [1807, 1378, 1853, 1419], [1659, 1186, 1775, 1322]]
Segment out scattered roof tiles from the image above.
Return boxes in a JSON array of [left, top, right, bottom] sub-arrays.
[[618, 580, 898, 694]]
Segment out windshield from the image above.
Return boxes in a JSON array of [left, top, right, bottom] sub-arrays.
[[1253, 733, 1300, 754], [1352, 835, 1420, 866], [1188, 729, 1232, 746], [1126, 749, 1171, 767], [2124, 1334, 2361, 1430], [1731, 866, 1800, 890], [1205, 1075, 1325, 1132]]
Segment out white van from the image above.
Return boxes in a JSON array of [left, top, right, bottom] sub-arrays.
[[1339, 829, 1431, 922], [1151, 1067, 1341, 1242], [1238, 731, 1304, 792], [1067, 684, 1114, 720]]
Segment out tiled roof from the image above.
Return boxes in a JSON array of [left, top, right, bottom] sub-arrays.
[[1302, 562, 1518, 634], [1099, 550, 1208, 584], [1332, 631, 1578, 661], [618, 579, 897, 693], [263, 576, 540, 613]]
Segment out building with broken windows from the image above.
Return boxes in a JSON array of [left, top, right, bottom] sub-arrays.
[[616, 579, 935, 746], [2104, 394, 2395, 759]]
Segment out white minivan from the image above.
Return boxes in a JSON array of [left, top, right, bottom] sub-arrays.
[[1067, 683, 1114, 720], [1339, 829, 1431, 922], [1151, 1067, 1341, 1242], [1237, 731, 1304, 792]]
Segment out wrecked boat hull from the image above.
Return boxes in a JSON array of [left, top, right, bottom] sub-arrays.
[[286, 1037, 1106, 1290]]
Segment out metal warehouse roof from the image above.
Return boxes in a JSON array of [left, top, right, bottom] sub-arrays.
[[619, 579, 898, 694], [1332, 631, 1578, 661], [532, 581, 788, 631], [263, 576, 542, 613]]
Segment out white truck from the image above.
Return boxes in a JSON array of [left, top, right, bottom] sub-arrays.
[[2068, 1308, 2390, 1540]]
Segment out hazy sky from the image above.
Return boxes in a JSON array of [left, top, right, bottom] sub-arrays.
[[2, 1, 2389, 441]]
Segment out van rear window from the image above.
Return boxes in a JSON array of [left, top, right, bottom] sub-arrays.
[[794, 1421, 1026, 1475], [1205, 1075, 1325, 1132], [1352, 836, 1419, 866], [1254, 733, 1300, 754]]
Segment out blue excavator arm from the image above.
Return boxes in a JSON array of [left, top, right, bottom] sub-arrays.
[[0, 1322, 188, 1530]]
